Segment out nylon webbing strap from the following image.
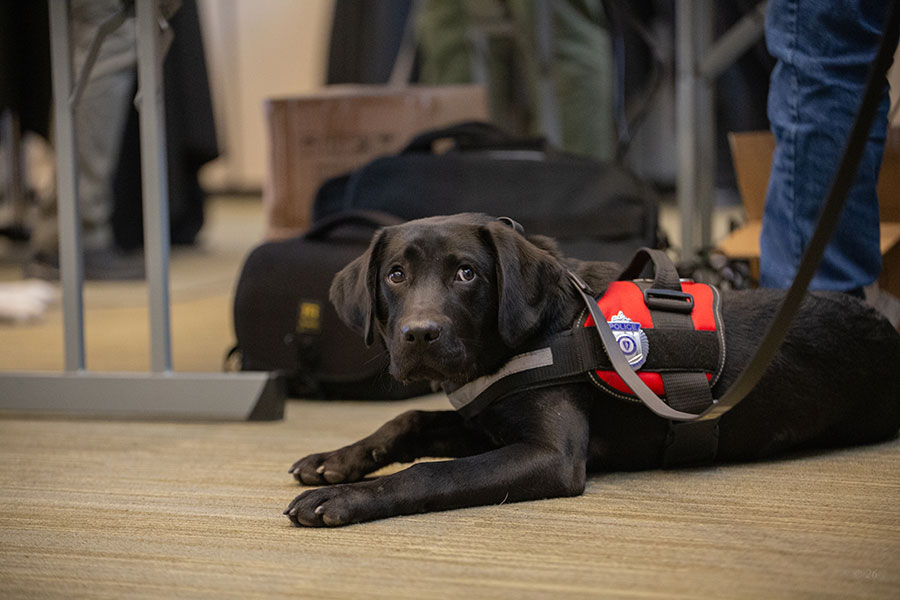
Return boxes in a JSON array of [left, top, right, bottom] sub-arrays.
[[661, 372, 713, 414], [447, 328, 600, 418], [447, 324, 721, 419], [664, 419, 720, 468], [618, 248, 681, 289], [634, 267, 716, 418]]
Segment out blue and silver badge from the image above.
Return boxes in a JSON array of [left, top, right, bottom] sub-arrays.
[[608, 311, 649, 370]]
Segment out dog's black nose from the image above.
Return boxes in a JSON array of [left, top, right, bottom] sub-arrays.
[[401, 320, 442, 345]]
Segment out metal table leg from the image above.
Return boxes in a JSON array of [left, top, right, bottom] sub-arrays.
[[0, 0, 284, 421], [135, 0, 172, 373], [675, 1, 767, 261], [48, 0, 86, 371]]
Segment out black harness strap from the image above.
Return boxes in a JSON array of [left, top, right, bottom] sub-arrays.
[[570, 269, 722, 467], [663, 418, 721, 468], [617, 250, 721, 465], [662, 372, 714, 414], [618, 248, 680, 289], [448, 247, 723, 465], [447, 322, 721, 419]]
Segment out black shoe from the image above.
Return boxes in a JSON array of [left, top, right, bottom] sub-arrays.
[[24, 247, 146, 281]]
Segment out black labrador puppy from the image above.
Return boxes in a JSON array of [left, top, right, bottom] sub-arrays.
[[285, 213, 900, 527]]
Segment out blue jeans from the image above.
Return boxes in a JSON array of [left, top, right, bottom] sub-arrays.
[[759, 0, 891, 292]]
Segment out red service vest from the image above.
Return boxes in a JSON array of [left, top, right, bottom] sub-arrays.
[[580, 280, 724, 401]]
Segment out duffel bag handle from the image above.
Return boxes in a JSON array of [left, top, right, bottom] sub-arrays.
[[401, 121, 547, 155], [305, 210, 404, 241]]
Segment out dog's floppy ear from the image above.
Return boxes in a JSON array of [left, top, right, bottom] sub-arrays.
[[481, 220, 566, 348], [329, 229, 387, 346]]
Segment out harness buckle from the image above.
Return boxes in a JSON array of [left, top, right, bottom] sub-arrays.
[[644, 288, 694, 314]]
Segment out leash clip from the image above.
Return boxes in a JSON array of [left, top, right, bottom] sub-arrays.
[[567, 270, 597, 298]]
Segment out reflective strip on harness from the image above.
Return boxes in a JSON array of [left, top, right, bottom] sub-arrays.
[[447, 348, 554, 412]]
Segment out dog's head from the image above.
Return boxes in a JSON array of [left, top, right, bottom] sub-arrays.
[[329, 213, 571, 385]]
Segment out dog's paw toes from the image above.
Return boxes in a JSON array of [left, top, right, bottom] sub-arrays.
[[319, 464, 351, 484], [314, 499, 351, 527], [289, 453, 345, 485], [284, 489, 353, 527], [288, 456, 321, 485], [290, 448, 374, 485]]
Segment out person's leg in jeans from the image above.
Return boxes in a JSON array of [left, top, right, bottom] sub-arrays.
[[760, 0, 890, 295]]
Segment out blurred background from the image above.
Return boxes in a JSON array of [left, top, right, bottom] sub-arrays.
[[1, 0, 898, 374]]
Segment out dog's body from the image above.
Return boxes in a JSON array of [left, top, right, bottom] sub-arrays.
[[285, 213, 900, 527]]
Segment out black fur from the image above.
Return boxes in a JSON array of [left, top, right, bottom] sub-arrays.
[[285, 213, 900, 527]]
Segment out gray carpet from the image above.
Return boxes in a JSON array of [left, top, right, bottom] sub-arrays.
[[2, 394, 899, 599]]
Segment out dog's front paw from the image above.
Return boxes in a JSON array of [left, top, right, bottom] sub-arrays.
[[288, 446, 380, 486], [283, 485, 375, 527]]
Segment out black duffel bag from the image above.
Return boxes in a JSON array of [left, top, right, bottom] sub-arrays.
[[314, 121, 660, 266], [233, 122, 660, 399], [231, 210, 432, 400]]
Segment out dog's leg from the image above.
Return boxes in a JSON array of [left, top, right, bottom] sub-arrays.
[[285, 441, 588, 527], [289, 410, 494, 485], [285, 399, 589, 527]]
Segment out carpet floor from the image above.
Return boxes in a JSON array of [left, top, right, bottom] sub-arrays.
[[1, 394, 899, 599]]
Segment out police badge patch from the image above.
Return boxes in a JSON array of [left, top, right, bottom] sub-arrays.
[[608, 311, 649, 370]]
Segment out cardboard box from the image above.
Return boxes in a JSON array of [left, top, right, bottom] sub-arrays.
[[263, 85, 489, 239], [719, 128, 900, 301]]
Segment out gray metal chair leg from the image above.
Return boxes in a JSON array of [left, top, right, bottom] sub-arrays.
[[135, 0, 173, 373], [0, 0, 284, 421]]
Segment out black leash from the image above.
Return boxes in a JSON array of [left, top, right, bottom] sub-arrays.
[[451, 4, 899, 467], [579, 1, 900, 450], [705, 2, 900, 422]]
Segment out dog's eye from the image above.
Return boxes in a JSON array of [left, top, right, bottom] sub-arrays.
[[455, 266, 476, 282], [387, 267, 406, 284]]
